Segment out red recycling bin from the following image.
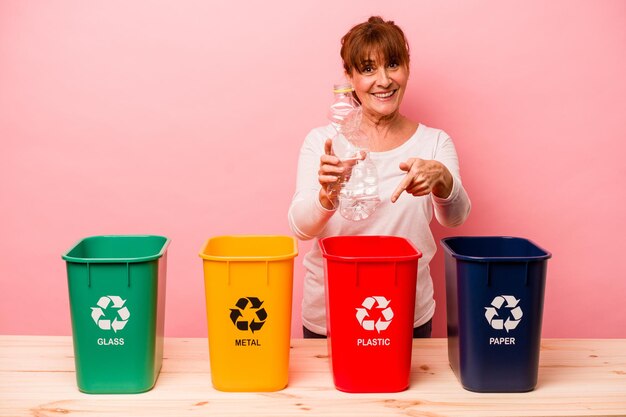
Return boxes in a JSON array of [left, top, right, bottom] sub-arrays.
[[319, 235, 422, 392]]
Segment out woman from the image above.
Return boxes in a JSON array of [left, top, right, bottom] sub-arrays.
[[288, 16, 471, 339]]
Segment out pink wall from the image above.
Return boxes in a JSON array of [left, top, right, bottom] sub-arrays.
[[1, 1, 625, 338]]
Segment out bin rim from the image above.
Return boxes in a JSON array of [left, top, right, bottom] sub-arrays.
[[198, 234, 298, 262], [440, 235, 552, 262], [319, 235, 422, 263], [61, 234, 171, 264]]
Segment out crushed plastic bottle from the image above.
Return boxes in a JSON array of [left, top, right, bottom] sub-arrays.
[[328, 83, 380, 221]]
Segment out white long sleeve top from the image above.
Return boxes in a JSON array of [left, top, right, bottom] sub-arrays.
[[288, 123, 471, 335]]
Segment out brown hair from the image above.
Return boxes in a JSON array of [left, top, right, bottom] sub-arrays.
[[340, 16, 410, 75]]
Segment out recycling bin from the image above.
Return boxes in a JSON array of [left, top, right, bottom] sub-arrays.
[[441, 236, 551, 392], [319, 235, 422, 393], [62, 235, 170, 393], [199, 235, 298, 391]]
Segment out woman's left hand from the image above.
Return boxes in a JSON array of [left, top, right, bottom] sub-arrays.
[[391, 158, 453, 203]]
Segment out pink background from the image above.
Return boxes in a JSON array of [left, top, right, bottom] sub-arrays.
[[1, 1, 625, 338]]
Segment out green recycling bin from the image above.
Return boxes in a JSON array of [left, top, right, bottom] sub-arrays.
[[62, 235, 170, 393]]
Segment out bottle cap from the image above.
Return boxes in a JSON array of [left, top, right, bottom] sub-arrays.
[[333, 83, 354, 94]]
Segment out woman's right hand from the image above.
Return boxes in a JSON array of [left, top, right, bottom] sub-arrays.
[[318, 139, 345, 210]]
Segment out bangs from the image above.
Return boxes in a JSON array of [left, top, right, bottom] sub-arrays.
[[342, 21, 410, 74], [353, 40, 408, 73]]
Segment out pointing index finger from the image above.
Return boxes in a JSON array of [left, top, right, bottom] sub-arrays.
[[391, 159, 416, 203], [391, 173, 413, 203]]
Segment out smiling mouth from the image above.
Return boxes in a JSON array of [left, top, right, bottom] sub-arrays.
[[372, 90, 397, 99]]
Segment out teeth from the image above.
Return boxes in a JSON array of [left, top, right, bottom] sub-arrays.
[[373, 90, 395, 98]]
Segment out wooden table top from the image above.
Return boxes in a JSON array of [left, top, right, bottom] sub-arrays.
[[1, 336, 625, 417]]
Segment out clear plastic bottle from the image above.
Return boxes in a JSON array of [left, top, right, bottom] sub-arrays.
[[328, 83, 381, 221]]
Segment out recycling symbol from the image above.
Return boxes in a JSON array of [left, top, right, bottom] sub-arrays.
[[355, 296, 393, 333], [90, 295, 130, 333], [484, 295, 523, 332], [229, 297, 267, 333]]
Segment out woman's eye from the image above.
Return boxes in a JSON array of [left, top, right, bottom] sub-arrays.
[[388, 62, 399, 69], [363, 65, 374, 73]]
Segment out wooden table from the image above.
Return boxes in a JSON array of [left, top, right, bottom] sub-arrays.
[[1, 336, 625, 416]]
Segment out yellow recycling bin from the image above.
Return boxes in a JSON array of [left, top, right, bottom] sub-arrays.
[[199, 235, 298, 391]]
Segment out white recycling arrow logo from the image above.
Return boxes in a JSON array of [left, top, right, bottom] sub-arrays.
[[355, 296, 393, 333], [91, 295, 130, 332], [484, 295, 523, 332]]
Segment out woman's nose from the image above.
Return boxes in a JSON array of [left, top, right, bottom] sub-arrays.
[[377, 68, 391, 87]]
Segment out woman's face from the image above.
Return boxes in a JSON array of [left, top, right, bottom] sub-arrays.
[[347, 53, 409, 120]]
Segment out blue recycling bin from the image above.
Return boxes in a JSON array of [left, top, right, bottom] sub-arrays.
[[441, 236, 551, 392]]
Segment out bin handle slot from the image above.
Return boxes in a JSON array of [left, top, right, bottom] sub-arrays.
[[353, 262, 398, 286], [87, 263, 91, 287], [485, 262, 531, 286], [224, 260, 270, 285], [353, 262, 399, 286], [127, 262, 131, 287]]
